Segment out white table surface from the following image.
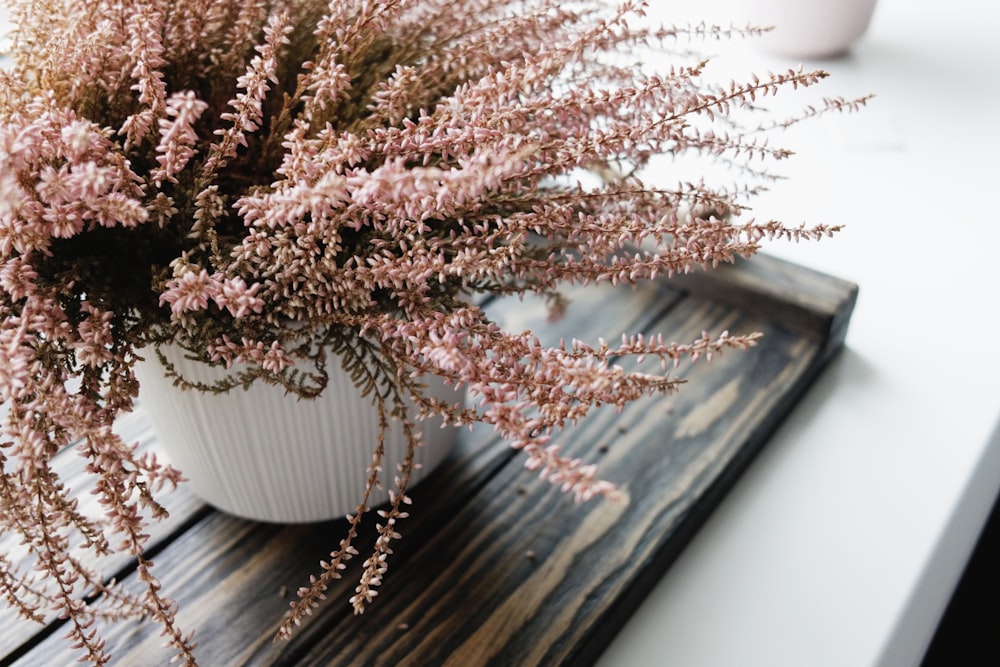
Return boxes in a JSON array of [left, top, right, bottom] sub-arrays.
[[598, 1, 1000, 666], [3, 2, 999, 666]]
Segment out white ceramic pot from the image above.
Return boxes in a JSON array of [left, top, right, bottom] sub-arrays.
[[742, 0, 878, 59], [135, 345, 459, 523]]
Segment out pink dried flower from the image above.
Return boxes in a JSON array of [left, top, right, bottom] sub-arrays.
[[152, 91, 210, 186], [211, 276, 265, 319], [159, 268, 215, 315]]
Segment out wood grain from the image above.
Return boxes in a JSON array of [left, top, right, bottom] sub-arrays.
[[4, 254, 857, 667]]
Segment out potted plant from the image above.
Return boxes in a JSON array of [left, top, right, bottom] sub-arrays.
[[0, 0, 867, 664]]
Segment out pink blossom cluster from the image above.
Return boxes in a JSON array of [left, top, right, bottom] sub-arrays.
[[0, 1, 867, 663], [159, 270, 264, 319]]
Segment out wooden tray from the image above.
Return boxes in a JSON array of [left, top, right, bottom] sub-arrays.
[[3, 254, 857, 666]]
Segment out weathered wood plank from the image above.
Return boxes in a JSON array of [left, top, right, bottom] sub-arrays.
[[280, 293, 824, 666], [7, 255, 856, 666], [669, 253, 858, 349]]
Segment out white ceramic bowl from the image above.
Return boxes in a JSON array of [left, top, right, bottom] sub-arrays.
[[742, 0, 878, 59]]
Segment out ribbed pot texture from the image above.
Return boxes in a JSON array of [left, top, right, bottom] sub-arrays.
[[135, 346, 460, 523]]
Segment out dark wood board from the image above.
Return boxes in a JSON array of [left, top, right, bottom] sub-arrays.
[[3, 254, 857, 667]]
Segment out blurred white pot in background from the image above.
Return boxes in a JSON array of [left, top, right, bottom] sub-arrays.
[[742, 0, 879, 59]]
